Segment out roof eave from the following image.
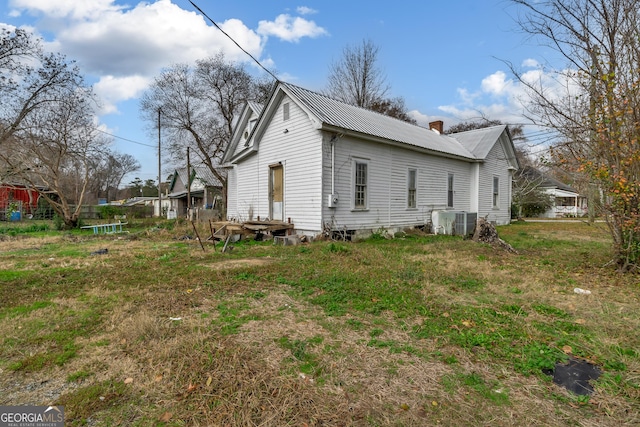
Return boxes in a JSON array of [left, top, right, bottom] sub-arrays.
[[226, 145, 258, 164], [321, 124, 479, 162]]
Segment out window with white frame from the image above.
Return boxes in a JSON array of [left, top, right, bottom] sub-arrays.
[[283, 102, 290, 121], [407, 169, 417, 208], [493, 176, 500, 208], [354, 160, 368, 209], [447, 173, 454, 208]]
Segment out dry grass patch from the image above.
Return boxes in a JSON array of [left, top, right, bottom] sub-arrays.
[[203, 257, 273, 270], [1, 221, 639, 426]]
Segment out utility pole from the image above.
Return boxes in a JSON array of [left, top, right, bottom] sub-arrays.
[[157, 108, 162, 218], [186, 146, 191, 220]]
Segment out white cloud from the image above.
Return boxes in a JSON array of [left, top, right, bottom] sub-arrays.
[[522, 58, 539, 68], [258, 14, 328, 42], [94, 75, 151, 114], [432, 69, 532, 126], [433, 66, 584, 130], [408, 110, 446, 128], [457, 88, 480, 105], [9, 0, 123, 20], [6, 0, 326, 116], [481, 70, 513, 96], [296, 6, 317, 15], [51, 1, 265, 76]]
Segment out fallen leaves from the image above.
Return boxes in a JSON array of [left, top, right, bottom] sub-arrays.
[[158, 411, 172, 422]]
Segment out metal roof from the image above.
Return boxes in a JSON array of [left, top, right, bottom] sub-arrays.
[[247, 101, 264, 116], [448, 125, 508, 159], [281, 83, 477, 160], [518, 166, 578, 193], [173, 165, 223, 189]]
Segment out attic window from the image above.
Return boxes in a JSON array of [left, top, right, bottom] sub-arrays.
[[283, 102, 290, 121]]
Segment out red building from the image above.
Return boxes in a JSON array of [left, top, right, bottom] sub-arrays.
[[0, 183, 41, 220]]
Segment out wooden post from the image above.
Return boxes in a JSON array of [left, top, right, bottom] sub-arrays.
[[190, 220, 205, 252], [208, 219, 216, 252]]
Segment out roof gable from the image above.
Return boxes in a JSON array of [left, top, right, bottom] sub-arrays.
[[222, 102, 263, 165], [450, 125, 519, 169], [169, 165, 222, 193]]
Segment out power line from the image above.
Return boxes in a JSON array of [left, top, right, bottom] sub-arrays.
[[188, 0, 279, 82], [96, 127, 156, 148]]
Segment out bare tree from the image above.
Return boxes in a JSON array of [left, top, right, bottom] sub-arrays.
[[510, 0, 640, 270], [326, 39, 418, 123], [369, 97, 417, 124], [512, 167, 555, 218], [1, 27, 109, 228], [3, 85, 107, 228], [87, 152, 140, 202], [140, 53, 270, 213], [326, 39, 389, 108], [446, 119, 505, 135], [1, 28, 83, 148]]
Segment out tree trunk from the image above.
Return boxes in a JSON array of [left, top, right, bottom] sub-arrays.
[[472, 217, 518, 253]]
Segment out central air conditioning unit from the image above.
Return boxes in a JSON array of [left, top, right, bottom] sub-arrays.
[[431, 211, 477, 236]]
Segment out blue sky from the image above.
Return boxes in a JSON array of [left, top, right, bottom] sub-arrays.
[[1, 0, 555, 183]]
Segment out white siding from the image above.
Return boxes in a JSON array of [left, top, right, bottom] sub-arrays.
[[322, 135, 474, 233], [230, 96, 516, 235], [232, 112, 259, 157], [234, 155, 260, 221], [477, 135, 512, 224], [226, 167, 237, 219], [233, 95, 323, 232]]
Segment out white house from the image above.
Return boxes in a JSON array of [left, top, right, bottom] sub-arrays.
[[518, 166, 588, 218], [222, 82, 519, 239]]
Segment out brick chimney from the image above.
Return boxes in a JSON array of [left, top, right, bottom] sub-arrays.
[[429, 120, 444, 134]]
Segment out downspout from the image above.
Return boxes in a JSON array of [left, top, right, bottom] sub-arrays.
[[388, 159, 391, 229], [331, 136, 335, 196]]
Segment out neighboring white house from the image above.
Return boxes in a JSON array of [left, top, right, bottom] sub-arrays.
[[222, 82, 519, 238], [121, 196, 171, 218], [518, 166, 588, 218]]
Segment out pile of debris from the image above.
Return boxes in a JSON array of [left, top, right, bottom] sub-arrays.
[[472, 217, 518, 253]]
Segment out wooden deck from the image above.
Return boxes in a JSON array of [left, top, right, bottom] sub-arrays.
[[209, 220, 294, 239]]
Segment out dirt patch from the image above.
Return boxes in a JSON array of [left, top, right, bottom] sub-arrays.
[[203, 258, 272, 270], [0, 368, 80, 405]]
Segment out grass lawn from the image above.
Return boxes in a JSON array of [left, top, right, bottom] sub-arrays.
[[0, 219, 638, 426]]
